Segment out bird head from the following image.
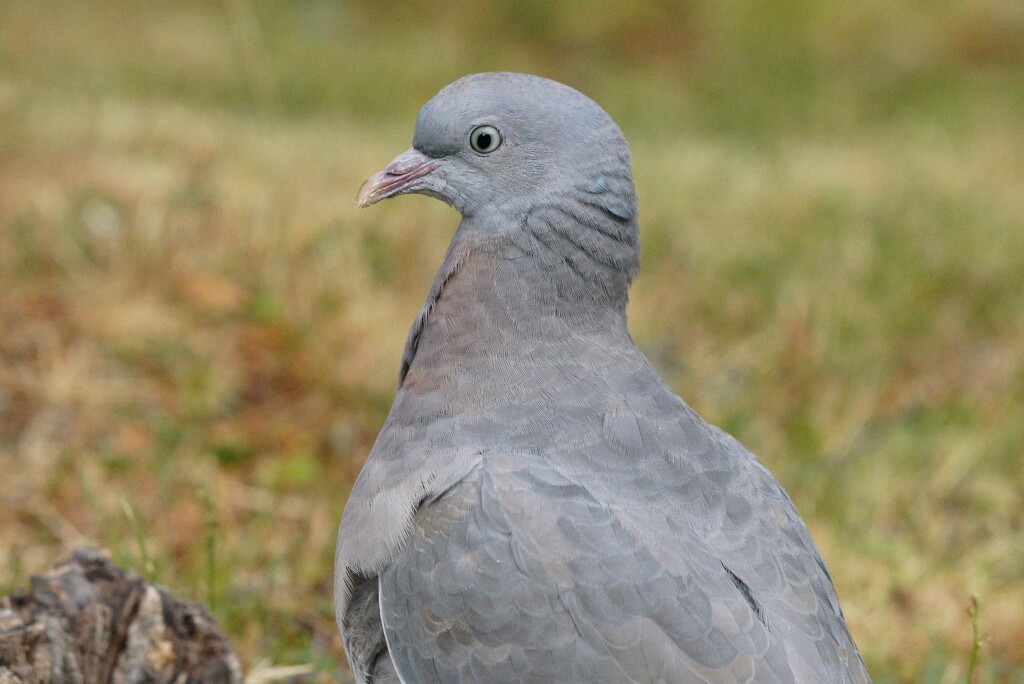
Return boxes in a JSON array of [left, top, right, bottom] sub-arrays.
[[357, 73, 637, 226]]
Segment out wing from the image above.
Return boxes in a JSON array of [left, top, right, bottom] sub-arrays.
[[334, 415, 484, 683], [700, 427, 870, 683], [379, 451, 802, 683]]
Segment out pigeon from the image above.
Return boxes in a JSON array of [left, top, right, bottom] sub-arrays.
[[336, 72, 870, 683]]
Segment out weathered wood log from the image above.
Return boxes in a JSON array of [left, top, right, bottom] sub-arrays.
[[0, 547, 243, 684]]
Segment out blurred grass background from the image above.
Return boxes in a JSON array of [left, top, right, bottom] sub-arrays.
[[1, 0, 1022, 681]]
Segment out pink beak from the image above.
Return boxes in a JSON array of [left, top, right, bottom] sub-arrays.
[[357, 148, 440, 208]]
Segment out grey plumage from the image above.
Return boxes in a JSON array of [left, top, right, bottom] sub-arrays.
[[337, 72, 870, 683]]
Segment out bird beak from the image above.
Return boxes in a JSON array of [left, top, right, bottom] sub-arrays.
[[357, 148, 441, 208]]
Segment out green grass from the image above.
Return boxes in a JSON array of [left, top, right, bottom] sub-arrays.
[[1, 1, 1022, 681]]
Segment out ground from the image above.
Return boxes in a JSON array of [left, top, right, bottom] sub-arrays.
[[0, 1, 1022, 682]]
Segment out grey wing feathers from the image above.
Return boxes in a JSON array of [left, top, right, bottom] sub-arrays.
[[707, 430, 869, 682], [379, 452, 819, 683], [339, 570, 391, 682]]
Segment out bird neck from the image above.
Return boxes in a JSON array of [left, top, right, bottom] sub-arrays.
[[397, 213, 638, 392]]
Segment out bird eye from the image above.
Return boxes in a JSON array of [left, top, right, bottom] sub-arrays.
[[469, 125, 502, 154]]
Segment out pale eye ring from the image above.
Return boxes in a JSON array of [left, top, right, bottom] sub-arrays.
[[469, 125, 502, 154]]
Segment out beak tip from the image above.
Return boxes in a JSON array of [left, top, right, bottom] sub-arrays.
[[355, 150, 439, 210], [356, 178, 378, 209]]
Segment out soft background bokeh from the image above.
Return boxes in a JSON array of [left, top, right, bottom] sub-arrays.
[[1, 1, 1022, 681]]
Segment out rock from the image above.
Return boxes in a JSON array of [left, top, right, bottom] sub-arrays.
[[0, 548, 243, 684]]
